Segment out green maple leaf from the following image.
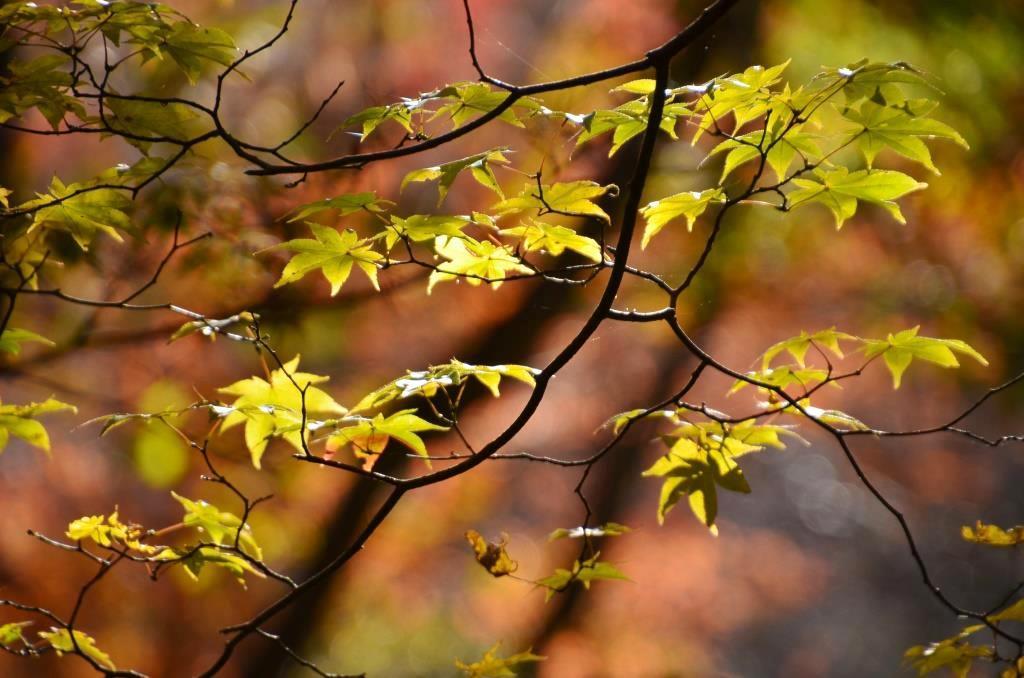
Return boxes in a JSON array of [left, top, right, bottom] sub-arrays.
[[26, 177, 132, 249], [904, 624, 990, 678], [384, 214, 472, 251], [0, 327, 53, 355], [430, 82, 532, 128], [643, 438, 750, 533], [787, 167, 927, 228], [824, 60, 933, 106], [536, 555, 630, 601], [493, 180, 615, 223], [500, 219, 602, 262], [842, 99, 968, 174], [0, 397, 76, 454], [706, 123, 821, 183], [171, 491, 262, 559], [326, 409, 448, 467], [153, 546, 266, 587], [427, 236, 532, 293], [639, 188, 724, 247], [759, 328, 859, 368], [105, 98, 200, 148], [729, 365, 830, 394], [692, 60, 791, 142], [218, 355, 346, 468], [343, 102, 415, 141], [271, 224, 382, 296], [401, 148, 509, 205], [164, 22, 238, 85], [862, 326, 987, 389], [350, 359, 539, 413]]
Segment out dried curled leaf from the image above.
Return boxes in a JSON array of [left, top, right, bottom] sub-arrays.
[[465, 529, 518, 577]]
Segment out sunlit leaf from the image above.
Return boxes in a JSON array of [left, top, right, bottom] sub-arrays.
[[841, 99, 968, 174], [787, 167, 927, 228], [0, 327, 53, 355], [271, 224, 382, 295], [707, 123, 821, 183], [218, 355, 346, 468], [500, 219, 602, 262], [862, 327, 987, 389], [729, 365, 830, 394], [171, 491, 262, 560], [639, 188, 724, 248], [401, 149, 509, 205], [153, 546, 265, 587], [39, 628, 116, 670], [106, 98, 200, 148], [0, 397, 76, 454], [602, 408, 674, 436], [824, 60, 934, 106], [760, 328, 859, 368], [430, 82, 533, 129], [427, 236, 532, 293], [350, 359, 539, 413], [326, 410, 447, 467], [384, 214, 472, 251], [493, 180, 615, 224], [989, 599, 1024, 623], [691, 61, 791, 142]]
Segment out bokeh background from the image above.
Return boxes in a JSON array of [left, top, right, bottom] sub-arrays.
[[2, 1, 1024, 676]]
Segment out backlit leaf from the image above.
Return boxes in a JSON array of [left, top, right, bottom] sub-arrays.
[[500, 219, 602, 262], [0, 397, 76, 454], [428, 236, 532, 293], [401, 149, 509, 205], [271, 224, 382, 295], [0, 327, 53, 355], [787, 167, 927, 228], [639, 188, 724, 248], [494, 180, 615, 224], [39, 628, 116, 671], [171, 491, 262, 560], [841, 99, 968, 174], [862, 326, 987, 389], [218, 355, 346, 468]]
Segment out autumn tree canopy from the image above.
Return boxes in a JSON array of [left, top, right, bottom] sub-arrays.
[[1, 1, 1023, 676]]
